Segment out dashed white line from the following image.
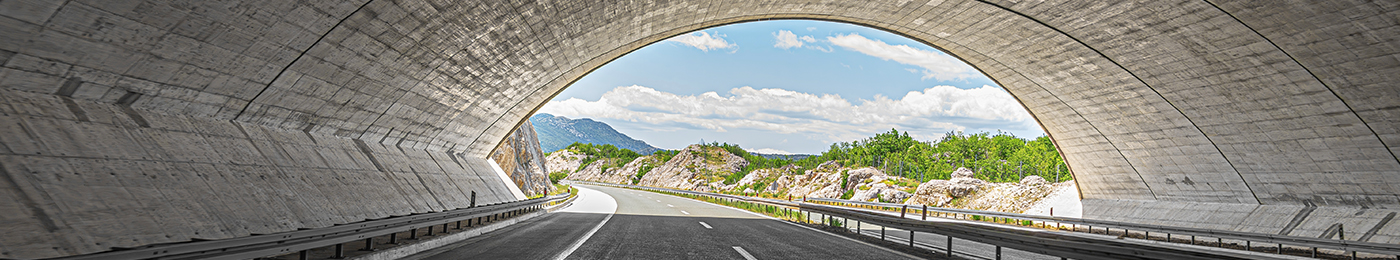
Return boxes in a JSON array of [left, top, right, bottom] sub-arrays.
[[732, 246, 758, 260], [680, 210, 690, 215], [667, 204, 674, 207], [656, 200, 661, 202], [699, 221, 713, 229]]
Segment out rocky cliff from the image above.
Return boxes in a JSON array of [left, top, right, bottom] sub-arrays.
[[637, 145, 748, 191], [490, 120, 552, 197]]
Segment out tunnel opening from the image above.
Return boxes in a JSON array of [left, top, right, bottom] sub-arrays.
[[527, 19, 1081, 218]]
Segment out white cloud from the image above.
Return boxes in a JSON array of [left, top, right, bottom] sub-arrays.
[[539, 85, 1037, 144], [748, 148, 796, 155], [774, 30, 803, 49], [800, 35, 816, 42], [806, 27, 817, 31], [667, 31, 735, 51], [828, 33, 979, 81]]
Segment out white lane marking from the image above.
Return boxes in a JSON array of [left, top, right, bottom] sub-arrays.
[[732, 246, 758, 260], [681, 210, 690, 215], [686, 195, 922, 259], [553, 187, 618, 260], [667, 204, 674, 207], [699, 221, 713, 229]]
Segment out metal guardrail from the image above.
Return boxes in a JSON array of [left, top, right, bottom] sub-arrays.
[[574, 181, 1399, 259], [44, 192, 574, 260], [806, 197, 1400, 259]]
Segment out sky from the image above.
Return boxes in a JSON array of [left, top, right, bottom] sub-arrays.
[[538, 20, 1043, 155]]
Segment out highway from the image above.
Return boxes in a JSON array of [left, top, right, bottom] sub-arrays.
[[408, 185, 920, 259]]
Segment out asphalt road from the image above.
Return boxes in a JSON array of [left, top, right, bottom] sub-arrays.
[[413, 184, 919, 260]]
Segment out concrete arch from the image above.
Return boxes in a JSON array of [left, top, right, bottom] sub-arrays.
[[0, 0, 1397, 258]]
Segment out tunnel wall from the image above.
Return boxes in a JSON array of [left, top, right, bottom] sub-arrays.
[[0, 0, 1397, 258]]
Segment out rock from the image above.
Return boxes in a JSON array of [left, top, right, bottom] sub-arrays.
[[637, 144, 748, 190], [545, 150, 586, 175], [491, 120, 552, 196], [850, 187, 881, 201], [743, 188, 755, 194], [845, 167, 890, 191], [1020, 175, 1048, 186], [950, 167, 976, 179], [783, 161, 847, 199], [880, 189, 912, 203]]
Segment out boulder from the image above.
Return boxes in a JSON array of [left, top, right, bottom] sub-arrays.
[[880, 189, 912, 203], [1020, 175, 1048, 186], [950, 167, 976, 179]]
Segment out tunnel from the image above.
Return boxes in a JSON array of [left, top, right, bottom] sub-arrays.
[[0, 0, 1397, 258]]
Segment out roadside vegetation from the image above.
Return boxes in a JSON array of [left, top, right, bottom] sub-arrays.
[[704, 129, 1071, 184]]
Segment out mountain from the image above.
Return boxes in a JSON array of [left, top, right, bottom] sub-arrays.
[[530, 113, 661, 154]]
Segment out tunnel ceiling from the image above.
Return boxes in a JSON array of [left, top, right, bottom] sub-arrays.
[[2, 0, 1399, 257]]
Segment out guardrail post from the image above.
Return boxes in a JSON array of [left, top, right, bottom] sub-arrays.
[[409, 228, 418, 239], [922, 205, 927, 220], [1312, 247, 1317, 257], [427, 225, 435, 236], [360, 237, 374, 251], [389, 233, 398, 244], [901, 205, 907, 218], [947, 236, 953, 257], [299, 250, 308, 260], [333, 243, 345, 259], [443, 223, 450, 233]]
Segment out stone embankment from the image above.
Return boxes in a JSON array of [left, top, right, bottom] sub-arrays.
[[552, 145, 1076, 214]]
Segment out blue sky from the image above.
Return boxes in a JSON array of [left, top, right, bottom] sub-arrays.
[[539, 20, 1043, 154]]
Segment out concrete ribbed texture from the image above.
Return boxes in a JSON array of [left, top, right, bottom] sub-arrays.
[[0, 0, 1396, 258]]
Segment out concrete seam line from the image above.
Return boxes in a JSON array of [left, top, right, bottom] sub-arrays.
[[604, 185, 921, 260], [552, 211, 614, 260]]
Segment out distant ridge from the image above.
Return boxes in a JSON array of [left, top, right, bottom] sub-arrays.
[[530, 113, 661, 154]]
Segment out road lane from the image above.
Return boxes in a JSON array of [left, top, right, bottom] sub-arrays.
[[414, 184, 918, 259], [564, 185, 919, 260], [411, 187, 616, 260]]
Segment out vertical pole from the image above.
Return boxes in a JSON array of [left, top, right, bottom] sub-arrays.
[[360, 237, 374, 251], [901, 205, 907, 218], [996, 246, 1002, 260], [333, 243, 344, 259], [909, 230, 914, 247], [427, 225, 434, 236], [298, 250, 308, 260], [880, 226, 886, 240], [922, 205, 928, 220], [409, 228, 418, 239], [389, 233, 398, 244], [947, 236, 953, 258]]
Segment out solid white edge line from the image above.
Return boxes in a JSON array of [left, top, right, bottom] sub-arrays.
[[610, 186, 922, 260], [552, 193, 616, 260], [699, 221, 713, 229], [732, 246, 758, 260]]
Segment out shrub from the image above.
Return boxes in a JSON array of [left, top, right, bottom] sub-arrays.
[[548, 171, 568, 184]]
